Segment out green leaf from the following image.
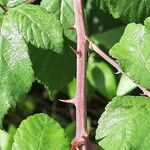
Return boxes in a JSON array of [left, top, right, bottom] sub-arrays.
[[100, 0, 150, 23], [40, 0, 76, 41], [110, 18, 150, 89], [96, 96, 150, 150], [8, 4, 64, 53], [0, 17, 34, 126], [0, 0, 8, 6], [12, 113, 70, 150], [29, 43, 75, 92], [117, 74, 137, 96], [87, 55, 116, 99]]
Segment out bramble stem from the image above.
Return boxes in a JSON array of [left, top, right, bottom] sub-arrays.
[[60, 1, 97, 149], [71, 0, 89, 149]]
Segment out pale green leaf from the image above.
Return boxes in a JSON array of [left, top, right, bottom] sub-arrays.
[[8, 4, 64, 53], [96, 96, 150, 150], [0, 125, 16, 150], [110, 18, 150, 89], [0, 17, 34, 126], [40, 0, 76, 41], [117, 74, 137, 96], [100, 0, 150, 23], [0, 130, 7, 150], [12, 113, 70, 150]]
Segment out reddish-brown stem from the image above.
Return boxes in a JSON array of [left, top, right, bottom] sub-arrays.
[[71, 0, 90, 149], [88, 40, 122, 73], [89, 40, 150, 97], [60, 1, 97, 149]]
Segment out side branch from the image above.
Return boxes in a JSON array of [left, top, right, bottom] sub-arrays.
[[88, 40, 121, 74], [89, 39, 150, 97]]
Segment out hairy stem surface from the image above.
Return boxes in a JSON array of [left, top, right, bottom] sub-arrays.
[[71, 0, 90, 149]]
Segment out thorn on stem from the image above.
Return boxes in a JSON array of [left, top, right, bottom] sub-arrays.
[[68, 26, 76, 31], [69, 45, 81, 57], [138, 86, 150, 97], [59, 98, 76, 105], [115, 70, 122, 74], [141, 91, 150, 97]]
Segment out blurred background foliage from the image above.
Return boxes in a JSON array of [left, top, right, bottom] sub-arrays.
[[0, 0, 141, 148]]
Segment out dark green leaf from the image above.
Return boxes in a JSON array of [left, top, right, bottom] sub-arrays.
[[29, 43, 75, 92], [0, 11, 4, 26], [0, 0, 8, 6], [100, 0, 150, 23], [90, 27, 124, 49]]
